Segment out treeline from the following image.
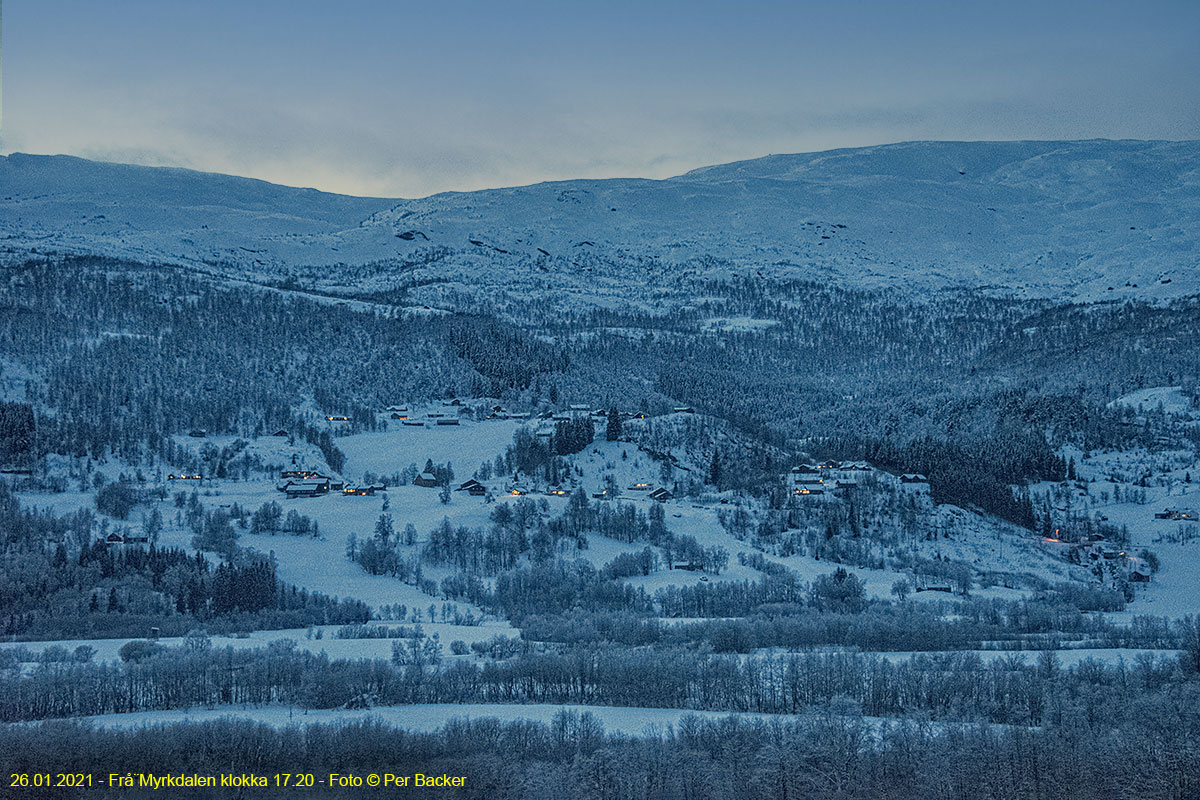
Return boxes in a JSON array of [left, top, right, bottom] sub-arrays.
[[0, 257, 493, 461], [4, 704, 1199, 800], [448, 314, 570, 394], [0, 481, 367, 640], [0, 401, 35, 467], [3, 632, 1199, 729]]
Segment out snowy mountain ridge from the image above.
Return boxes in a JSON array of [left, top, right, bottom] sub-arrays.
[[2, 139, 1197, 302]]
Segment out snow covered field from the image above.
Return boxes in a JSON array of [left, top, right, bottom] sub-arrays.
[[338, 420, 522, 481], [52, 703, 860, 737]]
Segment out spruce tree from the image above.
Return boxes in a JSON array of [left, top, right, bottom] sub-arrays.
[[606, 408, 623, 441]]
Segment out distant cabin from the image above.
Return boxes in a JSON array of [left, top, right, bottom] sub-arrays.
[[343, 484, 377, 496], [402, 419, 424, 427], [672, 406, 695, 414], [592, 490, 609, 499], [188, 429, 207, 438], [105, 532, 125, 545], [272, 429, 289, 437], [167, 473, 202, 481], [435, 417, 460, 426], [391, 412, 408, 420], [325, 415, 350, 422], [546, 486, 569, 497], [649, 487, 673, 503], [414, 472, 439, 488], [628, 482, 652, 491], [457, 479, 485, 495]]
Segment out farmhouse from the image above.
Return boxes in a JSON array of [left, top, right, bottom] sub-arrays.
[[457, 479, 486, 496], [649, 487, 673, 502], [281, 478, 329, 498], [1155, 508, 1195, 521], [414, 472, 439, 488], [793, 475, 825, 494], [280, 470, 326, 480]]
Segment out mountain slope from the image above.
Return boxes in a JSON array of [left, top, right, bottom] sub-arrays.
[[2, 140, 1197, 301]]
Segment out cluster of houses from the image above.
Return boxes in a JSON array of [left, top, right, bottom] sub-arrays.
[[434, 476, 674, 504], [785, 461, 930, 498], [1041, 533, 1152, 583], [385, 404, 469, 427], [276, 470, 382, 499], [1154, 507, 1195, 521], [378, 401, 674, 430]]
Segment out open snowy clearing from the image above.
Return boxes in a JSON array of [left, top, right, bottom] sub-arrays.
[[37, 703, 888, 737], [338, 420, 523, 481]]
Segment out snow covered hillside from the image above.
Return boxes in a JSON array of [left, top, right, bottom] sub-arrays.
[[3, 139, 1198, 302]]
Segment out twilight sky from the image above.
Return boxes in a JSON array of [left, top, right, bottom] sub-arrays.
[[3, 0, 1199, 197]]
